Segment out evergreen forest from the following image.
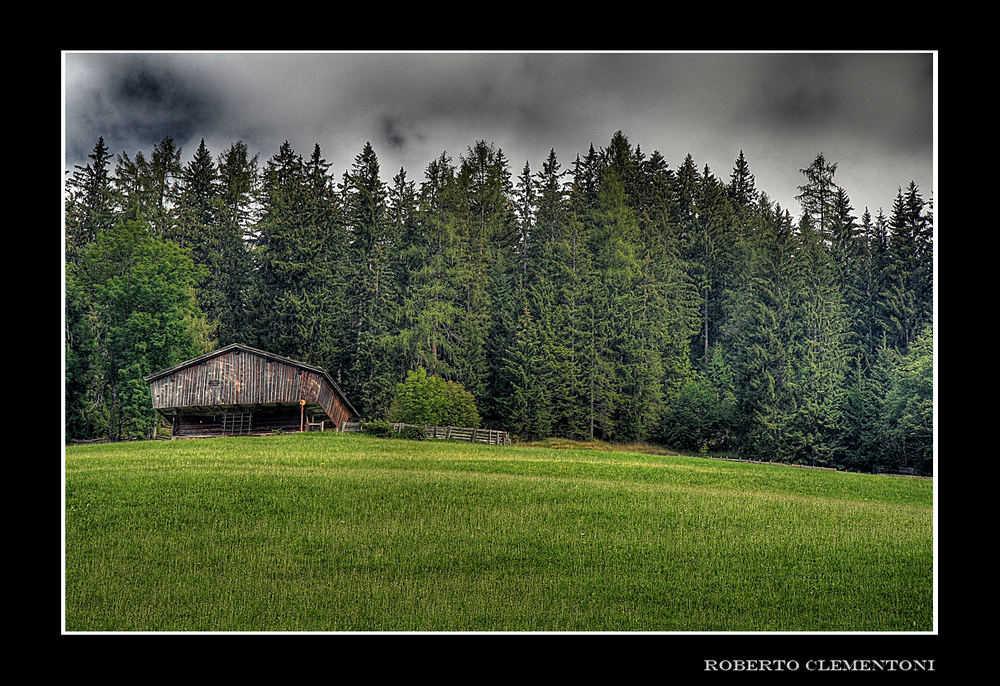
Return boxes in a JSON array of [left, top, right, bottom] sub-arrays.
[[64, 131, 934, 475]]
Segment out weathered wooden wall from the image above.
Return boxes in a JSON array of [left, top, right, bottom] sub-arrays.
[[149, 347, 353, 427]]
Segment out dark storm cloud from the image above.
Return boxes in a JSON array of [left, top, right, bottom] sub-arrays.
[[380, 115, 407, 150], [64, 52, 934, 217], [740, 53, 932, 153], [66, 54, 222, 164]]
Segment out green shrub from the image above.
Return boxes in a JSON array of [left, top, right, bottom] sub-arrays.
[[388, 367, 480, 428], [362, 419, 394, 437], [399, 425, 426, 441]]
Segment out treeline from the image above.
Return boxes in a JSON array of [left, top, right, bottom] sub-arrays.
[[64, 131, 933, 474]]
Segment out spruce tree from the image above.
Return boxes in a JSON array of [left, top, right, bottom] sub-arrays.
[[400, 152, 463, 379], [502, 298, 555, 440], [113, 149, 151, 221], [882, 185, 931, 351], [785, 216, 850, 465], [513, 160, 535, 289], [729, 200, 798, 461], [728, 149, 757, 211], [147, 136, 183, 238], [449, 141, 514, 405], [851, 208, 884, 369], [66, 137, 116, 263], [795, 152, 840, 242], [340, 142, 399, 417], [878, 323, 933, 474], [172, 138, 219, 251], [589, 168, 662, 441], [840, 353, 882, 472], [250, 140, 306, 354], [213, 141, 259, 346]]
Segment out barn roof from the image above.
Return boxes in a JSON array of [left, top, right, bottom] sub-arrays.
[[143, 343, 359, 417]]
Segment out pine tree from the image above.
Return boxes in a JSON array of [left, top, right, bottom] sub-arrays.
[[113, 149, 151, 220], [214, 140, 259, 347], [292, 143, 348, 367], [529, 149, 569, 280], [829, 186, 866, 368], [250, 140, 305, 354], [513, 160, 535, 289], [883, 184, 932, 350], [851, 208, 884, 368], [114, 137, 183, 237], [341, 142, 399, 417], [729, 200, 798, 461], [558, 156, 600, 439], [529, 148, 588, 436], [66, 137, 116, 263], [784, 216, 851, 465], [840, 353, 882, 472], [172, 138, 219, 251], [691, 168, 739, 365], [389, 166, 419, 296], [400, 152, 463, 379], [795, 153, 840, 241], [169, 138, 223, 346], [147, 136, 183, 238], [673, 153, 700, 244], [728, 149, 758, 211], [502, 298, 555, 439], [589, 167, 664, 441], [449, 141, 514, 405], [878, 323, 933, 474]]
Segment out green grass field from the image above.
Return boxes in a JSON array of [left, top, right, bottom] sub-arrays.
[[64, 432, 933, 632]]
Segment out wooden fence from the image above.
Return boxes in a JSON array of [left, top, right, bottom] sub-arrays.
[[342, 422, 510, 446]]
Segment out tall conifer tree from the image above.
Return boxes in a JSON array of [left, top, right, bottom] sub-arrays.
[[341, 142, 399, 416]]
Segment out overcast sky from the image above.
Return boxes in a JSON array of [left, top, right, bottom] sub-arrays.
[[63, 51, 934, 219]]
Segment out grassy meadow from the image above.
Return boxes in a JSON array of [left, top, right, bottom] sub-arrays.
[[64, 432, 933, 632]]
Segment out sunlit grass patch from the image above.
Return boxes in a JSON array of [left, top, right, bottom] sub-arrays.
[[65, 432, 932, 632]]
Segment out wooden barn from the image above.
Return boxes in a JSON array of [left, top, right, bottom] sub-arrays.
[[144, 344, 358, 438]]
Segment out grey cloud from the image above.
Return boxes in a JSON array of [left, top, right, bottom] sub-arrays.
[[740, 53, 932, 153], [66, 54, 223, 163], [380, 115, 408, 150], [64, 52, 933, 219]]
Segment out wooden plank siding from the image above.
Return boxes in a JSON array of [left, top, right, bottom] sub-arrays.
[[145, 344, 356, 433]]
